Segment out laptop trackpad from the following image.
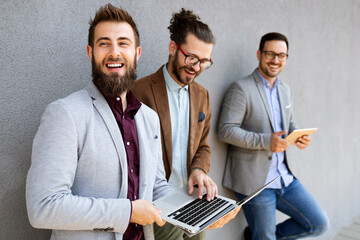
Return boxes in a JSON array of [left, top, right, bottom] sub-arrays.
[[154, 190, 194, 215], [166, 192, 193, 206]]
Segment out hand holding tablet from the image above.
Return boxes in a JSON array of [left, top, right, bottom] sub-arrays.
[[285, 128, 318, 145]]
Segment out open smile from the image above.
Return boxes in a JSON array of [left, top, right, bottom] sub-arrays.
[[105, 62, 125, 72], [184, 68, 196, 76], [268, 64, 281, 71], [106, 63, 124, 68]]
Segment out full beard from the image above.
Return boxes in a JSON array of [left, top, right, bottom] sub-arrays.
[[171, 51, 199, 86], [92, 55, 137, 98]]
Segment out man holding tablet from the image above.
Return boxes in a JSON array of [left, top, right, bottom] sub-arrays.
[[217, 32, 329, 240]]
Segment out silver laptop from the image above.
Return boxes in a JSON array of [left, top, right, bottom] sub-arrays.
[[153, 176, 280, 236]]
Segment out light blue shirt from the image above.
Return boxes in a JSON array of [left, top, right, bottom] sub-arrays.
[[257, 70, 294, 189], [163, 66, 190, 188]]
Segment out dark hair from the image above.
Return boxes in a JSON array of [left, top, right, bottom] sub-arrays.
[[168, 8, 215, 45], [88, 3, 140, 48], [259, 32, 289, 52]]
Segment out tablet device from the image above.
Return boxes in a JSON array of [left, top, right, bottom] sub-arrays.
[[285, 128, 318, 145]]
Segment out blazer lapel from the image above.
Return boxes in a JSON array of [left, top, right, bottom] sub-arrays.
[[87, 82, 128, 198], [151, 69, 173, 170], [134, 109, 147, 200], [253, 71, 275, 131], [277, 83, 289, 132], [188, 83, 196, 163]]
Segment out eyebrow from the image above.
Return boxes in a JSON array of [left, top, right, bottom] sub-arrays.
[[95, 37, 133, 44], [263, 50, 287, 54]]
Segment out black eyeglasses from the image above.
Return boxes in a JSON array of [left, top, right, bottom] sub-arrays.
[[261, 51, 288, 62], [175, 43, 213, 70]]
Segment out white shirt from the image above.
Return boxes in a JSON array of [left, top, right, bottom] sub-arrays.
[[163, 66, 190, 188]]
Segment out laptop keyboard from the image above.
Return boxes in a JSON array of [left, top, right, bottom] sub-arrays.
[[167, 194, 229, 226]]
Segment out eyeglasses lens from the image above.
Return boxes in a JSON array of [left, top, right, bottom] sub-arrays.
[[264, 51, 287, 62], [185, 57, 212, 70]]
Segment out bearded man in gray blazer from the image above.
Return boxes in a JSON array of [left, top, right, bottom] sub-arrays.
[[217, 32, 329, 240], [26, 4, 171, 240]]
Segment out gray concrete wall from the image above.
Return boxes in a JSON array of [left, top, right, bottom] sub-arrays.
[[1, 0, 359, 239]]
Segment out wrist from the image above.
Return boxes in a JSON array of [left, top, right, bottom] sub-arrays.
[[191, 168, 206, 174]]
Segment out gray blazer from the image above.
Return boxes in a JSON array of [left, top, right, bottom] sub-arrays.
[[26, 81, 171, 240], [217, 70, 297, 195]]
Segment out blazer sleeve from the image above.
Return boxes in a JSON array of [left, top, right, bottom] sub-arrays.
[[26, 101, 131, 233], [217, 81, 272, 150], [287, 87, 298, 134]]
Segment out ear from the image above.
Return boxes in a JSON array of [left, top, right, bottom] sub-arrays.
[[256, 49, 261, 61], [169, 41, 177, 56], [135, 46, 142, 63], [87, 45, 93, 61]]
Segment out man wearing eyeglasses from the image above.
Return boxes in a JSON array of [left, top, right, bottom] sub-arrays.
[[217, 32, 329, 240], [132, 8, 238, 240]]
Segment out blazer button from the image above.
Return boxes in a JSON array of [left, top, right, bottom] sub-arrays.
[[268, 156, 272, 160]]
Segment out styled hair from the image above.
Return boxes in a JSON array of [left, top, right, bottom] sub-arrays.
[[259, 32, 289, 52], [88, 3, 140, 48], [168, 8, 215, 45]]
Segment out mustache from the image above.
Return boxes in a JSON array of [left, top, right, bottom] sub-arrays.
[[103, 57, 127, 64], [267, 62, 281, 66]]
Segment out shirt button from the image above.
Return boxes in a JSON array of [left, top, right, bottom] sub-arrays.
[[134, 195, 137, 199], [127, 142, 130, 146], [131, 169, 134, 173], [116, 97, 120, 101]]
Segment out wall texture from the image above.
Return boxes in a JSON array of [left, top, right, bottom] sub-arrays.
[[1, 0, 359, 239]]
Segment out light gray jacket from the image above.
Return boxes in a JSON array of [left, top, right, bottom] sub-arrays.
[[218, 70, 297, 195], [26, 81, 171, 240]]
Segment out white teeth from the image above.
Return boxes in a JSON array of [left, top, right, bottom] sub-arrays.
[[107, 63, 124, 68]]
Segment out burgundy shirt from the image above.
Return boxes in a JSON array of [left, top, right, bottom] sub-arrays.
[[105, 90, 143, 240]]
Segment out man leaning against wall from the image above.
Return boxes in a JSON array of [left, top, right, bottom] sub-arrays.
[[132, 8, 239, 240], [26, 4, 172, 240], [217, 32, 329, 240]]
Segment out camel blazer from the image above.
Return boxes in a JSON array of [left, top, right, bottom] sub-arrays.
[[131, 66, 211, 180], [26, 81, 171, 240], [217, 70, 297, 195]]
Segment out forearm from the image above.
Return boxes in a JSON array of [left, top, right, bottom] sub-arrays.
[[218, 123, 272, 150], [26, 186, 131, 232], [27, 138, 131, 232], [190, 144, 211, 174]]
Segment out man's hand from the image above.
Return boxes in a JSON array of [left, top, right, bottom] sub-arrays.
[[270, 130, 289, 153], [188, 169, 218, 201], [207, 206, 240, 229], [295, 135, 311, 150], [130, 200, 165, 226]]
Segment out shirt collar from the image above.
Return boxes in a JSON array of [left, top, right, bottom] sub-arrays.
[[256, 69, 279, 89], [163, 65, 189, 92], [104, 90, 141, 116]]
